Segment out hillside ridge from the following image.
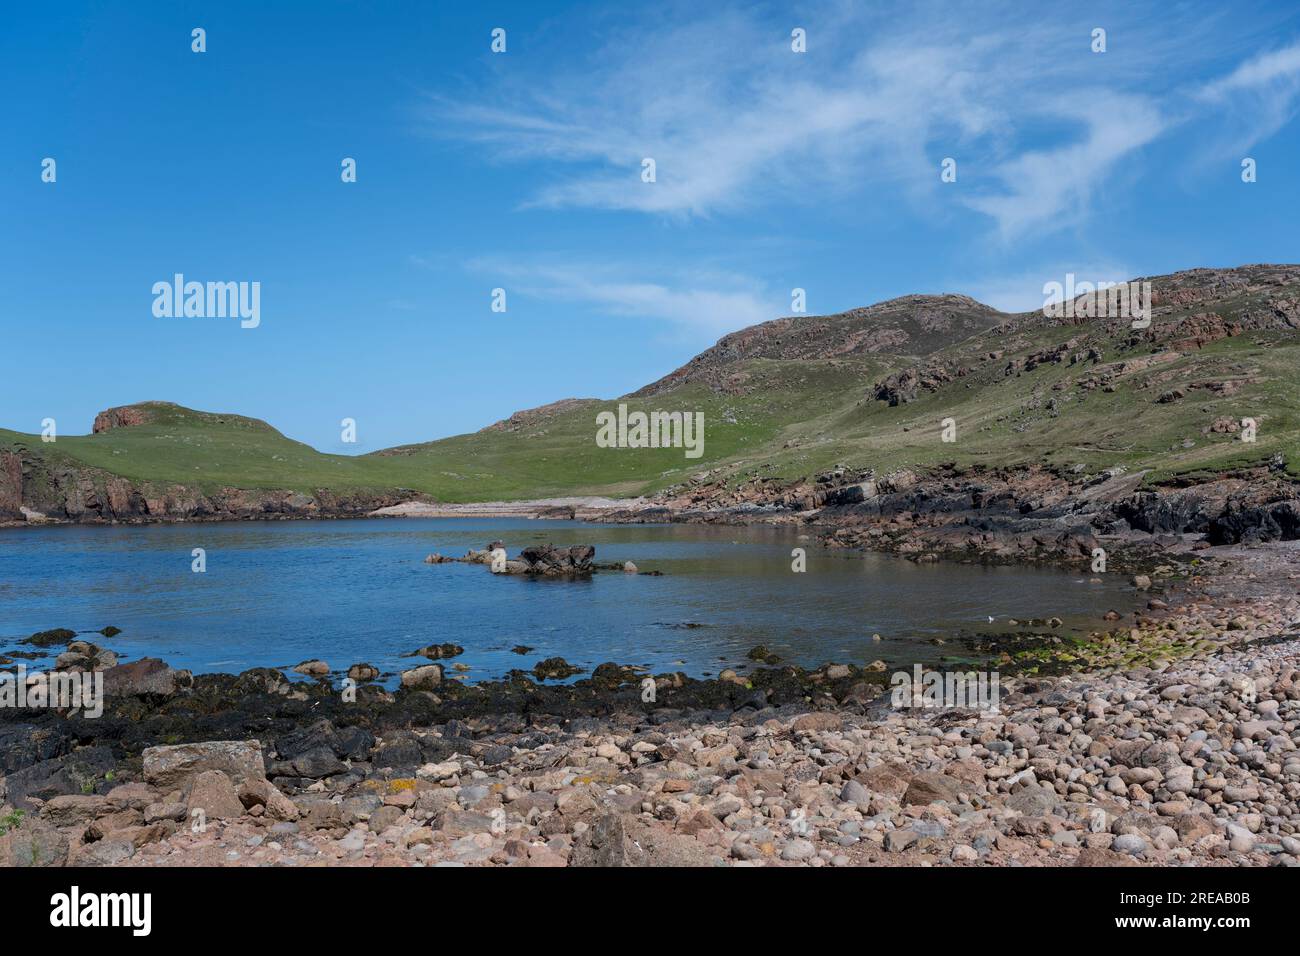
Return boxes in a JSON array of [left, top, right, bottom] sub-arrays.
[[3, 263, 1299, 524]]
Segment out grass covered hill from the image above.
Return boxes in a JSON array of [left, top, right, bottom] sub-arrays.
[[2, 264, 1298, 517]]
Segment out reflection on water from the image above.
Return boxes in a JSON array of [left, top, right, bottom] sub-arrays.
[[0, 518, 1138, 683]]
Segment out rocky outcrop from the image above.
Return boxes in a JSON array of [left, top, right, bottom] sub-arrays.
[[647, 461, 1300, 562], [434, 542, 611, 576], [1208, 499, 1300, 545], [92, 405, 155, 433], [518, 544, 595, 575], [871, 364, 959, 405]]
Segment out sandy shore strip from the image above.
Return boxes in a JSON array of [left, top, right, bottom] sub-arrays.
[[368, 497, 651, 519]]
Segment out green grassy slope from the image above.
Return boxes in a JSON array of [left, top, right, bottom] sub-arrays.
[[1, 404, 399, 495], [3, 266, 1297, 502], [735, 323, 1300, 487], [0, 360, 888, 501]]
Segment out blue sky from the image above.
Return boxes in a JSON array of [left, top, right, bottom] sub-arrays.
[[2, 0, 1298, 453]]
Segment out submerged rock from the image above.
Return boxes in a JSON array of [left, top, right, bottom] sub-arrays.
[[531, 657, 585, 681], [404, 643, 464, 661], [347, 663, 380, 682], [23, 628, 77, 648]]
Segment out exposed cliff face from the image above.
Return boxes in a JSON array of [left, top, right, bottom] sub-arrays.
[[0, 450, 419, 525], [92, 404, 156, 433]]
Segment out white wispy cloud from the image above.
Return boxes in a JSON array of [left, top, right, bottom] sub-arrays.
[[423, 0, 1300, 312], [459, 257, 778, 339], [1201, 42, 1300, 98], [1195, 41, 1300, 153], [962, 92, 1166, 240], [428, 4, 1191, 239]]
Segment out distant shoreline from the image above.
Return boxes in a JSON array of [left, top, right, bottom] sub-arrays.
[[0, 496, 653, 530], [367, 497, 651, 520]]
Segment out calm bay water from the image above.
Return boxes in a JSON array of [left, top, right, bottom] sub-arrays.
[[0, 518, 1137, 683]]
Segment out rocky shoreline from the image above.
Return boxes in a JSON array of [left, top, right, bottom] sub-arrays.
[[602, 462, 1300, 566], [2, 536, 1297, 867]]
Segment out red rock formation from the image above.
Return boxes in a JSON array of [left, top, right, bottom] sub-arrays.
[[92, 405, 153, 433]]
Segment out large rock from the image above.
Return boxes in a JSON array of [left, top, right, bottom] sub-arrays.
[[237, 778, 300, 821], [54, 640, 117, 671], [75, 839, 136, 867], [401, 664, 444, 690], [268, 746, 347, 780], [143, 740, 265, 789], [570, 812, 646, 867], [40, 794, 112, 826], [856, 761, 912, 799], [105, 782, 159, 812], [103, 658, 182, 697], [347, 663, 380, 682], [1006, 785, 1060, 816], [0, 724, 66, 774], [1208, 499, 1300, 545], [0, 817, 69, 867], [518, 544, 596, 575], [22, 628, 77, 648], [902, 771, 966, 806], [405, 644, 463, 661], [185, 770, 244, 821], [274, 719, 374, 763], [824, 480, 878, 505], [569, 810, 720, 867], [232, 667, 290, 696], [567, 810, 721, 867], [1, 747, 117, 810]]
